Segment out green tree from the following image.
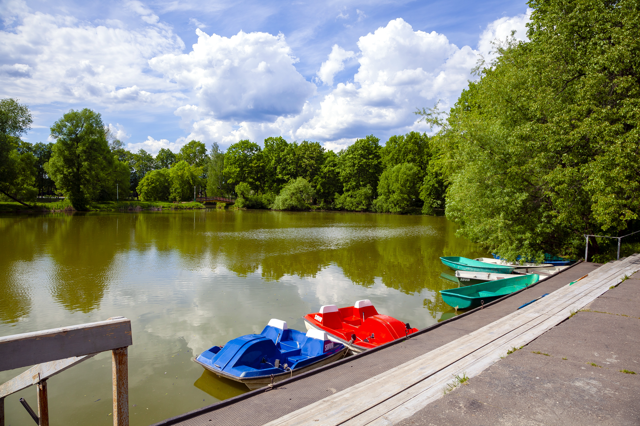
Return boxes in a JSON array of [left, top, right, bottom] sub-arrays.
[[224, 140, 264, 192], [381, 132, 429, 172], [207, 142, 227, 197], [425, 0, 640, 260], [338, 135, 382, 210], [272, 177, 315, 211], [262, 136, 290, 192], [0, 99, 37, 205], [177, 140, 207, 168], [168, 160, 203, 201], [334, 185, 374, 212], [156, 148, 177, 169], [137, 168, 171, 201], [373, 163, 421, 213], [32, 142, 56, 195], [315, 150, 342, 207], [46, 109, 111, 210]]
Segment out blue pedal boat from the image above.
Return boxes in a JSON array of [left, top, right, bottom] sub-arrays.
[[194, 319, 348, 390]]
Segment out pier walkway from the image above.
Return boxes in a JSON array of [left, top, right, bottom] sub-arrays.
[[155, 256, 639, 426]]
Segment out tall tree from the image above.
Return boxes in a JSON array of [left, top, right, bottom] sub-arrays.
[[427, 0, 640, 260], [0, 98, 36, 206], [177, 140, 207, 168], [262, 136, 290, 192], [156, 148, 177, 169], [32, 142, 56, 195], [339, 135, 382, 195], [46, 108, 112, 210], [224, 140, 265, 192], [207, 142, 226, 196], [315, 150, 342, 206]]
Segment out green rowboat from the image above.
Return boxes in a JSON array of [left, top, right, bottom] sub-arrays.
[[455, 270, 523, 285], [440, 256, 516, 274], [440, 274, 539, 309]]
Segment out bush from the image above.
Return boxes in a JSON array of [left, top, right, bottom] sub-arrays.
[[272, 177, 315, 211], [137, 168, 171, 201], [334, 185, 374, 211], [169, 161, 203, 202], [234, 182, 274, 209], [373, 163, 421, 213]]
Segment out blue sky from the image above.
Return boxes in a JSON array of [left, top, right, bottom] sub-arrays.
[[0, 0, 531, 154]]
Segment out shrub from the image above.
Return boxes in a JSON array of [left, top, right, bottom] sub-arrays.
[[272, 177, 315, 211]]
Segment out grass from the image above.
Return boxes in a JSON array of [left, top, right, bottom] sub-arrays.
[[620, 369, 636, 375], [507, 346, 523, 355], [588, 362, 602, 368], [562, 357, 568, 360], [532, 351, 550, 356], [0, 200, 206, 213], [443, 373, 469, 395], [569, 309, 578, 318]]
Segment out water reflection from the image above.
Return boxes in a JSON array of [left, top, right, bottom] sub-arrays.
[[0, 210, 486, 426], [194, 370, 247, 400]]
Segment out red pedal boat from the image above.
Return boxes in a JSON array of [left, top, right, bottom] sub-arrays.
[[303, 300, 419, 353]]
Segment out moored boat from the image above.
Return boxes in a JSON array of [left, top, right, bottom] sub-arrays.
[[303, 300, 419, 353], [194, 319, 348, 390], [440, 274, 539, 309], [455, 270, 523, 285], [440, 256, 516, 274]]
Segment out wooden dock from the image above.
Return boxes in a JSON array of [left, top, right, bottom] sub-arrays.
[[261, 255, 640, 425]]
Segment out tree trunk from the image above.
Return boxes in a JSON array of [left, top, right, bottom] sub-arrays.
[[0, 190, 31, 207]]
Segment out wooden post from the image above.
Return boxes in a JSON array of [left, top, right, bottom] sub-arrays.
[[37, 379, 49, 426], [112, 347, 129, 426], [1, 397, 5, 426]]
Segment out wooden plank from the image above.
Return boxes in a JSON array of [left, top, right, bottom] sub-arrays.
[[37, 380, 49, 426], [264, 258, 640, 426], [112, 347, 129, 426], [354, 262, 640, 425], [0, 354, 95, 399], [0, 397, 4, 426], [0, 317, 131, 372]]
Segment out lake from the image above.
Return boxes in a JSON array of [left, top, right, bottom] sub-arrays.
[[0, 209, 485, 425]]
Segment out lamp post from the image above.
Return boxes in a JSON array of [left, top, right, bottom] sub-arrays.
[[117, 183, 119, 201]]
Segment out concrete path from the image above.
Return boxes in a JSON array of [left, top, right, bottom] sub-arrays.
[[398, 272, 640, 426], [155, 262, 603, 426]]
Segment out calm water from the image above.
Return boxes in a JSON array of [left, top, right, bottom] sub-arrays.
[[0, 210, 485, 425]]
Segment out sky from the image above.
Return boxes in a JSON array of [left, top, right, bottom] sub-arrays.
[[0, 0, 531, 154]]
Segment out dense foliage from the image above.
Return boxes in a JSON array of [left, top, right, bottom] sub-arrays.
[[272, 177, 315, 211], [426, 0, 640, 260]]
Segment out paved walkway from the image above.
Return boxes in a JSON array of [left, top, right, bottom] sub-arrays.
[[398, 270, 640, 426], [155, 261, 608, 426]]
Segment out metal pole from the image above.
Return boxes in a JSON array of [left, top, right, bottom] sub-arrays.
[[117, 183, 119, 201], [585, 235, 589, 261], [617, 237, 621, 260], [194, 186, 196, 202]]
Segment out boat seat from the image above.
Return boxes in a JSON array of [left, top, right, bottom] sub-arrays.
[[318, 305, 343, 329], [478, 291, 497, 297], [287, 355, 309, 364], [342, 316, 362, 326], [353, 299, 378, 321]]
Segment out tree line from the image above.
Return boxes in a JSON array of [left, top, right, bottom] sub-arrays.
[[0, 100, 444, 213]]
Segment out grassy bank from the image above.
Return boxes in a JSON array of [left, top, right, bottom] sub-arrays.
[[0, 200, 206, 213]]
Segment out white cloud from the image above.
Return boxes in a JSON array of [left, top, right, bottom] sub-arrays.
[[356, 9, 366, 22], [188, 18, 207, 29], [317, 44, 356, 86], [0, 0, 28, 26], [150, 29, 316, 122], [0, 7, 185, 107], [107, 123, 130, 141], [477, 9, 531, 63], [127, 136, 184, 155], [296, 18, 477, 141], [125, 0, 160, 25]]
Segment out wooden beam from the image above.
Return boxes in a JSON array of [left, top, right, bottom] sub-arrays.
[[37, 380, 49, 426], [0, 317, 131, 372], [0, 397, 4, 426], [112, 347, 129, 426], [0, 354, 95, 399]]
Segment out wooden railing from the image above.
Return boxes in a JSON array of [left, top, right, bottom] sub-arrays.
[[0, 317, 132, 426]]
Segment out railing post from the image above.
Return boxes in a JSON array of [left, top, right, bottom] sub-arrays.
[[1, 397, 5, 426], [585, 235, 589, 261], [112, 347, 129, 426], [37, 379, 49, 426], [617, 237, 621, 260]]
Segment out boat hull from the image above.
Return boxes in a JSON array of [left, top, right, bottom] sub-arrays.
[[194, 347, 348, 390], [455, 271, 522, 286], [440, 256, 515, 274], [304, 320, 368, 354], [440, 274, 539, 309]]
